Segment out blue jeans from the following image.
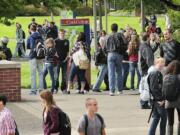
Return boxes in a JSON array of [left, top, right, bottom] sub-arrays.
[[108, 52, 123, 93], [129, 62, 141, 89], [69, 62, 86, 83], [13, 43, 26, 57], [148, 105, 167, 135], [93, 64, 108, 90], [43, 63, 55, 92], [55, 61, 67, 90], [122, 62, 129, 88], [29, 58, 43, 92]]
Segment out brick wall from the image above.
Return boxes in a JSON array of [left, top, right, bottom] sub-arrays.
[[0, 68, 21, 101]]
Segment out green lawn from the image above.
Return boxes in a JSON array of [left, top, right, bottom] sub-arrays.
[[1, 16, 166, 89]]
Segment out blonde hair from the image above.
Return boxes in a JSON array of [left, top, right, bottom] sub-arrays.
[[40, 90, 56, 110], [154, 57, 165, 65], [85, 98, 97, 106], [45, 38, 55, 48]]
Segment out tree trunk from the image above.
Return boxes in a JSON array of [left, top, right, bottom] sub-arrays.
[[51, 11, 54, 22], [99, 0, 103, 31], [104, 0, 108, 33]]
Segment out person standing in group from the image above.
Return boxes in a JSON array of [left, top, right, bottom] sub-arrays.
[[138, 32, 154, 109], [160, 28, 180, 66], [163, 60, 180, 135], [0, 95, 17, 135], [13, 22, 26, 58], [40, 90, 60, 135], [66, 32, 90, 94], [128, 34, 141, 91], [28, 18, 38, 34], [77, 98, 106, 135], [54, 29, 69, 93], [27, 24, 44, 95], [46, 22, 58, 40], [147, 58, 167, 135], [93, 30, 108, 92], [43, 38, 57, 94], [104, 23, 127, 96]]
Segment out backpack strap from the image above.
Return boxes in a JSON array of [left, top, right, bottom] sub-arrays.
[[84, 114, 88, 135], [96, 113, 104, 135]]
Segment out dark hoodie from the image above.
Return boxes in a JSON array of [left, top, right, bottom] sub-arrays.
[[27, 32, 43, 59]]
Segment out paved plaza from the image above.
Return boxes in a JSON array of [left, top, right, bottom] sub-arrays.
[[7, 90, 178, 135]]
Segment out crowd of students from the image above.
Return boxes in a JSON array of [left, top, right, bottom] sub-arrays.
[[0, 15, 180, 135]]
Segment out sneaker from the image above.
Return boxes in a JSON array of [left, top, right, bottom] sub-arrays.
[[141, 106, 151, 109], [130, 88, 135, 91], [109, 92, 115, 96], [53, 89, 58, 94], [29, 91, 37, 95], [80, 91, 85, 94], [84, 90, 88, 94], [117, 91, 123, 95], [63, 90, 70, 94], [93, 89, 102, 92], [75, 90, 81, 94]]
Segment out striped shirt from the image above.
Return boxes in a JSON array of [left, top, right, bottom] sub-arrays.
[[0, 107, 16, 135]]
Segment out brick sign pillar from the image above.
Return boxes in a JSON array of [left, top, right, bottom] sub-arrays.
[[0, 60, 21, 101]]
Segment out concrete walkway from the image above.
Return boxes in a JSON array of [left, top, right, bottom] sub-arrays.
[[7, 89, 178, 135]]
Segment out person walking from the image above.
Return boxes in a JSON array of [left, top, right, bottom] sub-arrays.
[[0, 95, 17, 135], [104, 23, 127, 96], [40, 90, 60, 135], [93, 30, 108, 92], [77, 98, 106, 135], [148, 58, 167, 135], [66, 32, 90, 94], [13, 22, 26, 58], [164, 60, 180, 135]]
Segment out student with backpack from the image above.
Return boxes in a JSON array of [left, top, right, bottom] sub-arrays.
[[27, 24, 44, 95], [40, 90, 71, 135], [0, 95, 19, 135], [77, 98, 106, 135], [163, 60, 180, 135], [43, 38, 57, 94], [147, 58, 167, 135], [13, 22, 26, 58]]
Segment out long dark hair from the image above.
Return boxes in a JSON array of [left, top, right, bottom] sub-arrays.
[[77, 32, 86, 42], [128, 35, 139, 55], [166, 60, 180, 75]]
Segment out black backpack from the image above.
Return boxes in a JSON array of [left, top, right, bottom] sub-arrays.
[[35, 43, 45, 59], [84, 113, 104, 135], [58, 109, 71, 135], [94, 48, 107, 66], [162, 75, 180, 101]]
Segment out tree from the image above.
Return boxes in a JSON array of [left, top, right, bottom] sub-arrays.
[[160, 0, 180, 11], [0, 0, 80, 25], [0, 0, 21, 25]]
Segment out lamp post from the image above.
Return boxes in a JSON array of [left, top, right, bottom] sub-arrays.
[[93, 0, 98, 51]]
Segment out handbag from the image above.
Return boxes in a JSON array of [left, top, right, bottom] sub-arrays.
[[72, 48, 89, 70]]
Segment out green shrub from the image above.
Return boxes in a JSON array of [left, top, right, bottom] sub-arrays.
[[17, 5, 59, 16]]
